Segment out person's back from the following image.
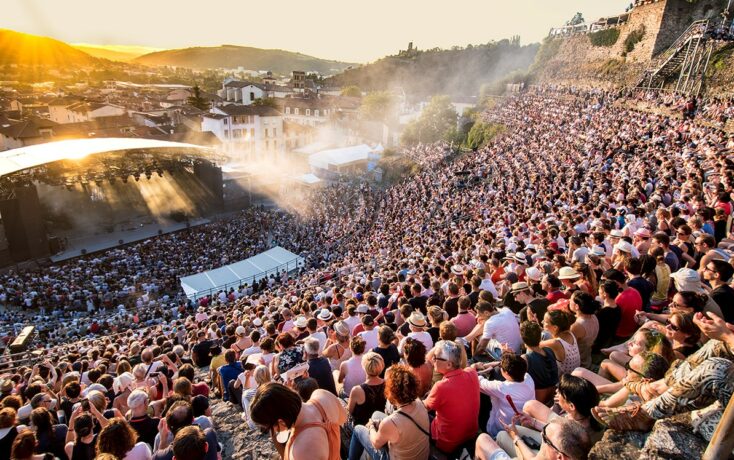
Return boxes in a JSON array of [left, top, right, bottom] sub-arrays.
[[286, 389, 346, 460], [308, 356, 337, 395], [342, 355, 366, 395], [424, 366, 480, 453], [351, 381, 386, 426], [385, 400, 430, 460], [524, 347, 558, 389]]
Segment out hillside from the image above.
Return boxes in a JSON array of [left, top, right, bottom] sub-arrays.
[[325, 40, 539, 98], [72, 44, 154, 62], [134, 45, 354, 74], [0, 29, 98, 67]]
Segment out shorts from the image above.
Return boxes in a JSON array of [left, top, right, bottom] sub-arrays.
[[488, 448, 513, 460]]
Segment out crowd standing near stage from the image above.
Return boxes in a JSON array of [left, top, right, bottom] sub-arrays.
[[1, 85, 734, 460]]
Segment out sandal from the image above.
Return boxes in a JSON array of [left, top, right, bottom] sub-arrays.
[[592, 403, 655, 432]]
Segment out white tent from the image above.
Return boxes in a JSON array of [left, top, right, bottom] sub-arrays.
[[295, 173, 322, 186], [308, 144, 374, 171], [179, 246, 304, 299]]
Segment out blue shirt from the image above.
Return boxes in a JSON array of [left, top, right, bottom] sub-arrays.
[[218, 362, 243, 401]]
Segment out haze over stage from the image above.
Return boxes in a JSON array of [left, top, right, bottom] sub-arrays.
[[180, 246, 304, 299]]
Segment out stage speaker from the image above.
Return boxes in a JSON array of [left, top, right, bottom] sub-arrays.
[[193, 161, 224, 211], [0, 185, 49, 262]]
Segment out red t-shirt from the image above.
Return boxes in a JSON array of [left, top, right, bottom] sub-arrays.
[[545, 290, 567, 304], [615, 288, 642, 338], [424, 367, 480, 453]]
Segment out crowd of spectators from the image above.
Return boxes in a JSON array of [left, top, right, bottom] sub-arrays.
[[1, 84, 734, 460]]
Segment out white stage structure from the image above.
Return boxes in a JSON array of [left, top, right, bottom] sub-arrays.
[[180, 246, 304, 299]]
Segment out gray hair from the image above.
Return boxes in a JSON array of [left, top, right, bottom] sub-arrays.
[[127, 389, 149, 409], [434, 340, 463, 369], [551, 418, 591, 460], [172, 345, 185, 357], [304, 337, 320, 356]]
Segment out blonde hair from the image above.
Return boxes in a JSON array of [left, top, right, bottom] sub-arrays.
[[254, 365, 271, 386], [361, 352, 385, 377]]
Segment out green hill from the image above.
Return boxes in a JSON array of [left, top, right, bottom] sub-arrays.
[[134, 45, 354, 75], [0, 29, 98, 67], [327, 40, 539, 97]]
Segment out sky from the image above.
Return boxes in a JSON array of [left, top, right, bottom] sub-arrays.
[[3, 0, 631, 63]]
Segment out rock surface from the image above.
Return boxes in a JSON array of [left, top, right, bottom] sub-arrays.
[[210, 398, 279, 460]]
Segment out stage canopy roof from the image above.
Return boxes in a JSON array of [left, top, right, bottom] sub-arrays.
[[180, 246, 304, 299], [0, 138, 214, 177]]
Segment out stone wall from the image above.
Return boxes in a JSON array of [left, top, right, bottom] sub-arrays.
[[655, 0, 728, 55], [534, 0, 729, 89]]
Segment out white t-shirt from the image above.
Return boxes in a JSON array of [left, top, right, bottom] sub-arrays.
[[358, 329, 379, 350], [398, 331, 434, 355], [479, 373, 536, 436], [343, 315, 360, 332], [481, 308, 522, 353], [123, 441, 152, 460], [310, 331, 328, 352]]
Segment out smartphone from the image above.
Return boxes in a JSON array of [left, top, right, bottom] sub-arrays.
[[522, 435, 541, 450], [80, 399, 90, 411], [56, 410, 66, 425]]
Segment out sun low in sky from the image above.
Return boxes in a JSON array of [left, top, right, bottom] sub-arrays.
[[3, 0, 630, 63]]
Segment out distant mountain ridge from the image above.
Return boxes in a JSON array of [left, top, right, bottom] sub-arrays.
[[71, 44, 150, 62], [0, 29, 98, 67], [134, 44, 355, 74]]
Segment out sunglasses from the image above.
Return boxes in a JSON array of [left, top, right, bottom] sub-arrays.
[[665, 320, 681, 332], [624, 361, 646, 378], [541, 424, 568, 458]]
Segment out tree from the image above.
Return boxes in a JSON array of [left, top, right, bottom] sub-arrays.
[[340, 85, 361, 97], [252, 97, 278, 108], [401, 95, 457, 146], [567, 12, 585, 26], [361, 91, 396, 122], [187, 85, 210, 111]]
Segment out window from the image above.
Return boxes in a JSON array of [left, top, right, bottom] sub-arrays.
[[273, 128, 277, 137], [306, 109, 311, 116], [294, 108, 299, 115], [250, 128, 255, 139], [265, 128, 269, 138], [315, 110, 319, 117], [250, 92, 255, 101], [265, 140, 269, 150], [285, 107, 291, 115], [224, 118, 228, 125]]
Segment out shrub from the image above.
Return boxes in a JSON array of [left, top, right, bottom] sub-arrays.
[[623, 26, 646, 55], [589, 28, 621, 47]]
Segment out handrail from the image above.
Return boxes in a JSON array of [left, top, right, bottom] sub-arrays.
[[186, 255, 304, 301], [650, 19, 709, 70]]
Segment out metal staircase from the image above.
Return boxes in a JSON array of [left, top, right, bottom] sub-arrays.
[[637, 19, 715, 95]]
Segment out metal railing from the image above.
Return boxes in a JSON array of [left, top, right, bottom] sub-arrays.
[[185, 255, 304, 301]]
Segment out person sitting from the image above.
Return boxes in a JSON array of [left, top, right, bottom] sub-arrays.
[[96, 417, 152, 460], [240, 365, 272, 428], [401, 338, 434, 398], [152, 400, 219, 460], [304, 338, 337, 395], [338, 336, 367, 397], [11, 430, 55, 460], [171, 426, 208, 460], [347, 352, 386, 426], [250, 383, 347, 460], [347, 364, 430, 460], [372, 326, 400, 378], [539, 310, 580, 376], [424, 340, 480, 454], [127, 390, 159, 449], [218, 350, 243, 403], [474, 418, 591, 460], [477, 352, 535, 437], [519, 321, 558, 404]]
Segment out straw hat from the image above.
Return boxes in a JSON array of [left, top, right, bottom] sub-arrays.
[[317, 308, 334, 321], [511, 282, 530, 293], [294, 316, 308, 328], [558, 267, 581, 280], [407, 311, 427, 328]]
